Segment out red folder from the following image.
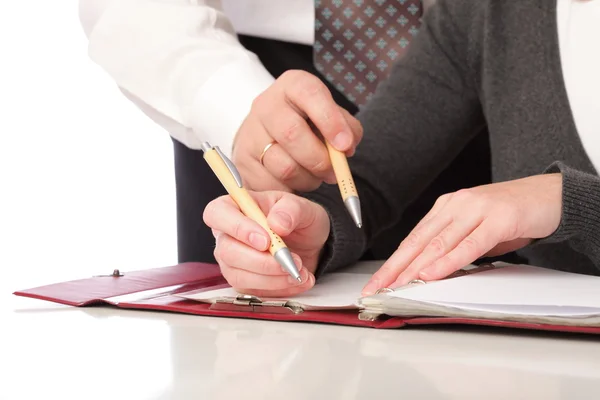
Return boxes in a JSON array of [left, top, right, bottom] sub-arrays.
[[13, 262, 600, 334]]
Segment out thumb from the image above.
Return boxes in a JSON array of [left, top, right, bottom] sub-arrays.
[[266, 193, 319, 237]]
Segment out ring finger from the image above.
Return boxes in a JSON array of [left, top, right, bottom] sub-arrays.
[[260, 106, 332, 181], [261, 141, 322, 191]]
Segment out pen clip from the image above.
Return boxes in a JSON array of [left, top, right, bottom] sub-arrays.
[[201, 141, 243, 188], [215, 147, 243, 188]]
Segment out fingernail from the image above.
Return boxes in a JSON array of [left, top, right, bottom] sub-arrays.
[[276, 211, 292, 231], [288, 268, 307, 285], [292, 254, 303, 269], [249, 232, 268, 250], [361, 280, 380, 296], [419, 269, 432, 280], [282, 255, 303, 274], [332, 132, 351, 150]]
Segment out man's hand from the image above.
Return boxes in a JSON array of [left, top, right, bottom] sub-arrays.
[[203, 190, 331, 297], [232, 70, 363, 192], [362, 174, 564, 295]]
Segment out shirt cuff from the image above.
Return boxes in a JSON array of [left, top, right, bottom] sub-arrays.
[[187, 56, 275, 157]]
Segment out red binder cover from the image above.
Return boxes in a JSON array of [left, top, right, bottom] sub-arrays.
[[13, 262, 600, 334]]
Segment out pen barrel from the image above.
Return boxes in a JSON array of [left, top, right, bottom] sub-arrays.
[[326, 142, 358, 200], [203, 150, 287, 255]]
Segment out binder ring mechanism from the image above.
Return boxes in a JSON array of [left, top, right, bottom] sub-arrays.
[[374, 279, 426, 294]]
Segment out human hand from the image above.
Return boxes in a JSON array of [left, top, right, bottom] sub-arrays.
[[362, 174, 563, 295], [231, 70, 363, 193], [203, 190, 331, 297]]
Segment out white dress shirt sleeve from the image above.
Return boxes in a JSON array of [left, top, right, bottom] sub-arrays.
[[78, 0, 276, 156]]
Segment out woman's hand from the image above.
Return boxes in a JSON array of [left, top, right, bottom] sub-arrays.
[[203, 190, 331, 297], [231, 70, 363, 193], [362, 174, 563, 295]]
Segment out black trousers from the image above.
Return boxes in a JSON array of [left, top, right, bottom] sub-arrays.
[[172, 36, 492, 264]]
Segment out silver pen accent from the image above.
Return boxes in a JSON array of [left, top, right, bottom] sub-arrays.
[[200, 142, 243, 188], [344, 196, 362, 228], [275, 248, 301, 282], [200, 141, 301, 282]]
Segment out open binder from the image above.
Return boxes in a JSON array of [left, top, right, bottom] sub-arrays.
[[13, 261, 600, 334]]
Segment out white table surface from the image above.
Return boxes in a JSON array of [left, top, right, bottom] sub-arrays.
[[4, 288, 600, 400]]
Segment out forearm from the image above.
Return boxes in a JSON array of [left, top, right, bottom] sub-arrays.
[[304, 0, 485, 276], [78, 0, 274, 156]]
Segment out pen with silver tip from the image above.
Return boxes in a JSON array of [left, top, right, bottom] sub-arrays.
[[325, 142, 363, 228], [200, 142, 301, 282]]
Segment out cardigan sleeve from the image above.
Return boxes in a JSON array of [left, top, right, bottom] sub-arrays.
[[303, 0, 485, 277], [535, 162, 600, 268]]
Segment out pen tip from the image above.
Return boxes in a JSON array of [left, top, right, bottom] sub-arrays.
[[297, 277, 302, 282], [344, 196, 362, 229]]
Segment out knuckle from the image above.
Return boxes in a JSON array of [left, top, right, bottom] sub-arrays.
[[309, 157, 330, 175], [277, 160, 299, 182], [299, 77, 326, 98], [427, 236, 447, 255], [452, 188, 474, 202], [458, 236, 481, 255], [259, 256, 276, 275], [232, 219, 244, 241], [251, 92, 267, 111], [434, 193, 451, 208], [278, 117, 304, 144], [401, 232, 420, 249], [280, 69, 303, 83]]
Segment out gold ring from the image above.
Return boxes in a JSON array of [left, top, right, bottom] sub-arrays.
[[259, 141, 276, 166]]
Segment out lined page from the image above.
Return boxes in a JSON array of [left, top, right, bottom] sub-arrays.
[[389, 265, 600, 316]]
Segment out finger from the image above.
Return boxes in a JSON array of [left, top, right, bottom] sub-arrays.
[[338, 107, 363, 156], [220, 260, 313, 291], [260, 106, 334, 182], [260, 140, 323, 192], [361, 213, 454, 295], [418, 219, 500, 281], [279, 71, 354, 152], [389, 215, 482, 288], [215, 233, 299, 276], [203, 196, 272, 252], [266, 193, 323, 238], [233, 123, 290, 192]]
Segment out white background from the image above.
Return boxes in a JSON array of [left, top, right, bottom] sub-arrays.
[[0, 1, 178, 296]]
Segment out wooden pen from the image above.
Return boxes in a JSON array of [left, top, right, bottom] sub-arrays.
[[200, 142, 301, 281], [325, 141, 362, 228]]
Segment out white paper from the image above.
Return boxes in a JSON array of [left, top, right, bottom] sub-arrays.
[[389, 265, 600, 316], [178, 271, 372, 310]]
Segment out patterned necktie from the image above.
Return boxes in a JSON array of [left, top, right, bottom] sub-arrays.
[[314, 0, 424, 107]]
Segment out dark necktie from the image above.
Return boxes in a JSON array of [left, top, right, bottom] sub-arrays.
[[314, 0, 424, 107]]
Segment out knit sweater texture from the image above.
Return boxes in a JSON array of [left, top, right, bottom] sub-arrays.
[[305, 0, 600, 277]]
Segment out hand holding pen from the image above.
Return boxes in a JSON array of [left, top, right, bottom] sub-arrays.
[[202, 142, 333, 298], [229, 70, 363, 227]]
